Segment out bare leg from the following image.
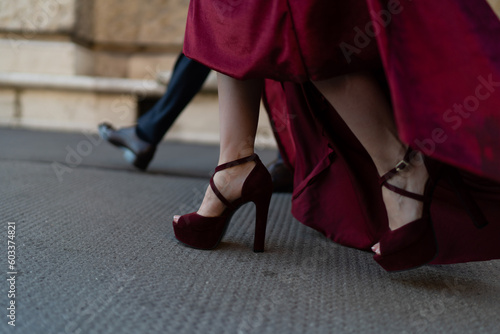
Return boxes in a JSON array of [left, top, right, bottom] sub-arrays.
[[174, 73, 263, 221], [312, 72, 429, 254]]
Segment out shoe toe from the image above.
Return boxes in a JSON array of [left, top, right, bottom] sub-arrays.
[[98, 123, 115, 139]]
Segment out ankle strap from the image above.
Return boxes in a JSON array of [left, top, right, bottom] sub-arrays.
[[379, 147, 426, 202], [379, 147, 414, 183], [215, 154, 258, 173], [210, 153, 259, 210]]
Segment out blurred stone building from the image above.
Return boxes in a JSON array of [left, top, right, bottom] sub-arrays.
[[0, 0, 274, 146]]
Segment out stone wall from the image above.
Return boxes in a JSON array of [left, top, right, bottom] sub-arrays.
[[0, 0, 189, 47], [75, 0, 189, 48], [0, 0, 76, 33], [0, 0, 190, 78], [0, 0, 206, 138], [0, 0, 278, 147]]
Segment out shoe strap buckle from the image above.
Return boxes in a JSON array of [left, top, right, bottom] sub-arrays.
[[395, 159, 410, 172]]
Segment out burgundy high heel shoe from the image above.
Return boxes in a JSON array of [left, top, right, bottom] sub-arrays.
[[374, 148, 441, 272], [173, 153, 273, 252]]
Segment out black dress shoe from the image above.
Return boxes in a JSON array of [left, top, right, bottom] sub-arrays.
[[98, 123, 156, 171], [267, 159, 293, 193]]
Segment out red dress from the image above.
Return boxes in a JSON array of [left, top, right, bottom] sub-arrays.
[[184, 0, 380, 81], [184, 0, 500, 265]]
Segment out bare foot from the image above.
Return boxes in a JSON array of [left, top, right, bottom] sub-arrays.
[[372, 152, 429, 255], [173, 161, 256, 223]]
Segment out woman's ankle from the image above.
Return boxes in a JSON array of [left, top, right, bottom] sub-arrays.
[[197, 161, 256, 218], [382, 158, 429, 230], [218, 148, 255, 165]]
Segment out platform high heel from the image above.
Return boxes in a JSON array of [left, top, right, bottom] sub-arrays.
[[173, 153, 273, 252], [374, 148, 442, 272]]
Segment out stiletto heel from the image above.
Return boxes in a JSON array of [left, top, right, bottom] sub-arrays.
[[173, 153, 273, 252], [374, 148, 442, 272], [253, 190, 272, 252]]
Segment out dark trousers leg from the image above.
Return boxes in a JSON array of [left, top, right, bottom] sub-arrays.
[[136, 53, 211, 145]]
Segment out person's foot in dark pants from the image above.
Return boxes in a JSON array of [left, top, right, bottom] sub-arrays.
[[98, 123, 156, 171]]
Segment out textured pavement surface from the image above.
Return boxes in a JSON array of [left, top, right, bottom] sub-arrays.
[[1, 127, 500, 334]]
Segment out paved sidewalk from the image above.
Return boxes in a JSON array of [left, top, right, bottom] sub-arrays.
[[1, 127, 500, 334]]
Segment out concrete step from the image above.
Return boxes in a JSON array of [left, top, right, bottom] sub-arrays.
[[0, 72, 276, 148]]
